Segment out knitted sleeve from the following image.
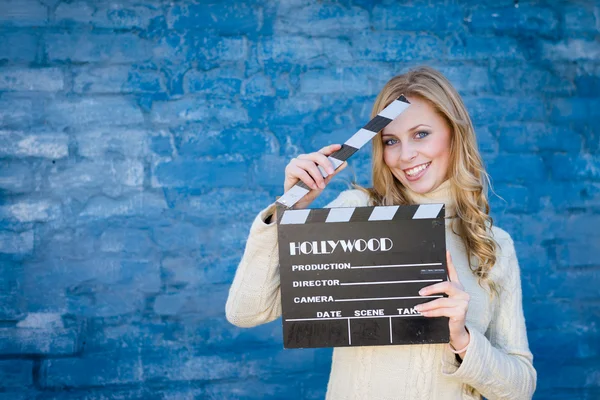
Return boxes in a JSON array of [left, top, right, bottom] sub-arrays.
[[441, 236, 537, 399], [225, 189, 369, 328]]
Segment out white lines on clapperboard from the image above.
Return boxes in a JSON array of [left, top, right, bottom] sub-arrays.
[[340, 278, 442, 286], [286, 314, 432, 322], [350, 262, 442, 269], [335, 295, 442, 302]]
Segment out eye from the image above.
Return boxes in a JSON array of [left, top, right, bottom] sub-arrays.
[[383, 138, 398, 146], [415, 131, 430, 139]]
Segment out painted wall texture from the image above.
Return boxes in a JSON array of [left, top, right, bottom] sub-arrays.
[[0, 0, 599, 398]]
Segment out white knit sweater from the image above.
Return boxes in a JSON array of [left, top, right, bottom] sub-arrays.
[[226, 180, 536, 399]]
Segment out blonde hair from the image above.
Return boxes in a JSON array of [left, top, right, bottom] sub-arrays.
[[357, 66, 498, 295]]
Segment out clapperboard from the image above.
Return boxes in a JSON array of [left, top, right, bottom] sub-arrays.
[[275, 96, 449, 349]]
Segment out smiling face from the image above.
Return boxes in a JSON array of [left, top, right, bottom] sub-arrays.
[[381, 96, 452, 194]]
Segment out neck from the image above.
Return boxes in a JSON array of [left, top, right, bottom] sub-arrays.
[[403, 180, 456, 217]]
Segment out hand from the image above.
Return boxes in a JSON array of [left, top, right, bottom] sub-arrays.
[[414, 251, 471, 356], [283, 144, 348, 209]]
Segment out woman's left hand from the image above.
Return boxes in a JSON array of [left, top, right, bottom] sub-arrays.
[[414, 251, 471, 357]]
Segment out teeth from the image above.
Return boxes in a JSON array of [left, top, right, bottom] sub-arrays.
[[406, 163, 429, 176]]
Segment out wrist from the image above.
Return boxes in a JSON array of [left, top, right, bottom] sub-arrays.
[[449, 326, 470, 350]]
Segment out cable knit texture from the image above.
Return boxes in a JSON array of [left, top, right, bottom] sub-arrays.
[[226, 181, 537, 400]]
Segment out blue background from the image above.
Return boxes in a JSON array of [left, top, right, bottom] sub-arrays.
[[0, 0, 599, 398]]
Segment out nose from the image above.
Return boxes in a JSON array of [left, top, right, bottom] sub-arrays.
[[399, 142, 418, 163]]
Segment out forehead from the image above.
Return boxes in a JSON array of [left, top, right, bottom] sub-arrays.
[[382, 96, 443, 135]]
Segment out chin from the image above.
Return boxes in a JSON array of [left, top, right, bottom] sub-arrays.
[[401, 176, 438, 194]]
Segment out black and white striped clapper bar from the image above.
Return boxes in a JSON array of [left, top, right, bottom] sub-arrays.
[[276, 204, 449, 349], [276, 96, 411, 210]]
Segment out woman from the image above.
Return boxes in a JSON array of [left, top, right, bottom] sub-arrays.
[[226, 66, 536, 400]]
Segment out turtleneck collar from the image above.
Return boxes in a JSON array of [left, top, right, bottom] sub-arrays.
[[403, 179, 456, 218]]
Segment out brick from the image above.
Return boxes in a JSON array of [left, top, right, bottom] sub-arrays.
[[352, 33, 444, 61], [0, 97, 35, 128], [0, 67, 63, 92], [153, 293, 188, 316], [492, 66, 575, 95], [274, 3, 369, 36], [242, 73, 275, 96], [563, 214, 600, 239], [0, 31, 38, 63], [0, 199, 61, 223], [167, 2, 262, 34], [76, 128, 149, 159], [447, 36, 524, 61], [182, 189, 273, 225], [372, 4, 463, 31], [563, 5, 598, 33], [73, 65, 162, 94], [529, 329, 600, 361], [0, 131, 68, 159], [0, 327, 79, 356], [151, 98, 249, 126], [0, 162, 34, 193], [184, 67, 243, 96], [489, 184, 531, 213], [99, 228, 154, 256], [550, 154, 600, 181], [250, 155, 287, 188], [534, 182, 600, 211], [0, 360, 33, 389], [41, 353, 143, 388], [542, 39, 600, 61], [177, 128, 278, 158], [152, 221, 210, 252], [551, 97, 599, 124], [496, 123, 583, 152], [0, 0, 47, 26], [300, 67, 383, 95], [468, 5, 558, 36], [474, 126, 496, 153], [437, 65, 492, 94], [48, 160, 144, 198], [152, 158, 248, 189], [79, 192, 168, 220], [46, 32, 152, 63], [17, 312, 63, 329], [0, 230, 34, 255], [485, 154, 546, 183], [258, 36, 352, 63], [464, 96, 546, 124], [54, 0, 160, 29], [45, 97, 144, 130]]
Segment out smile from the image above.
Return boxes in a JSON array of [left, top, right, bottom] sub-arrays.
[[404, 162, 431, 177]]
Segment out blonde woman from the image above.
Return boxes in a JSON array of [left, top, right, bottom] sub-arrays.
[[226, 66, 536, 400]]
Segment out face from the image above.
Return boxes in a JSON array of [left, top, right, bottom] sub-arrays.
[[381, 96, 452, 194]]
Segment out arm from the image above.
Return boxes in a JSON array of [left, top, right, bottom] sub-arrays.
[[441, 238, 537, 399], [225, 190, 368, 328]]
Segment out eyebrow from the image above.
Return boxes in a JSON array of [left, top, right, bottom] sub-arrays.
[[382, 124, 432, 137]]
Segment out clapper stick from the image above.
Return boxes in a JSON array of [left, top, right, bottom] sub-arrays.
[[276, 95, 411, 209]]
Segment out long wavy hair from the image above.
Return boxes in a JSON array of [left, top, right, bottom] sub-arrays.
[[358, 66, 498, 295]]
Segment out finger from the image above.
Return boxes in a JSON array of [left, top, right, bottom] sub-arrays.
[[419, 281, 465, 298], [289, 166, 319, 190], [414, 297, 465, 312], [446, 251, 460, 284], [299, 152, 336, 175], [318, 144, 342, 156], [294, 159, 327, 189], [420, 307, 464, 320]]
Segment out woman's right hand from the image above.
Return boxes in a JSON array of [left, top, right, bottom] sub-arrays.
[[283, 144, 348, 210]]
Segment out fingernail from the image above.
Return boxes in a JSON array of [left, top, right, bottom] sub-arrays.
[[418, 289, 425, 296], [414, 305, 422, 311]]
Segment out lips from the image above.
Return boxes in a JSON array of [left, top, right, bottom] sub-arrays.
[[403, 161, 431, 181]]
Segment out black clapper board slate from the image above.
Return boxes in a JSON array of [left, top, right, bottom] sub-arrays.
[[276, 203, 449, 349]]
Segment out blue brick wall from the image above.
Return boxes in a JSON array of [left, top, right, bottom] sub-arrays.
[[0, 0, 598, 398]]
